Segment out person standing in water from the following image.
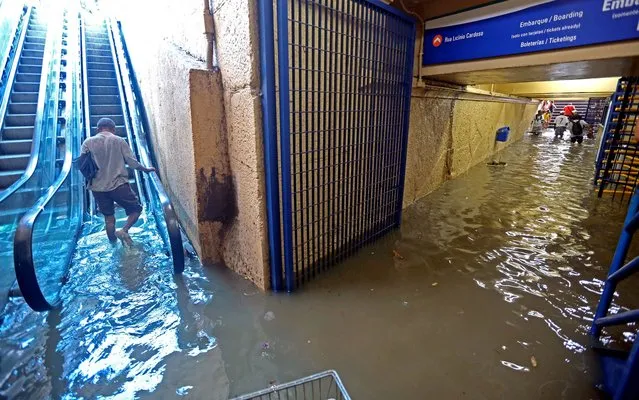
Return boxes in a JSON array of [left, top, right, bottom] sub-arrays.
[[554, 111, 569, 138], [568, 113, 589, 144], [80, 118, 155, 245]]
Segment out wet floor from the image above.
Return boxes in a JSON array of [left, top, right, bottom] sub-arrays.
[[1, 130, 638, 399]]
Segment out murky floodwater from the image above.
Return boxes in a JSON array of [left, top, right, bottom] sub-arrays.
[[1, 131, 638, 399]]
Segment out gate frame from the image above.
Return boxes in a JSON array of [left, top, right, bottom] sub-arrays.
[[258, 0, 416, 291]]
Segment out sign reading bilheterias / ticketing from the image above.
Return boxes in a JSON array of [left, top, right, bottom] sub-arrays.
[[423, 0, 639, 65]]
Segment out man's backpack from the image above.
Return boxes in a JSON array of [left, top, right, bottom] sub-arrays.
[[572, 121, 583, 136], [74, 151, 98, 184]]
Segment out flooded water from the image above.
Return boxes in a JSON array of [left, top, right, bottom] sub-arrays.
[[1, 131, 638, 399]]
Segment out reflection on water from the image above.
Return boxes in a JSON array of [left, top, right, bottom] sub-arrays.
[[1, 132, 638, 399], [1, 215, 229, 399]]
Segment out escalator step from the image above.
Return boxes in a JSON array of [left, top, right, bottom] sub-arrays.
[[8, 102, 37, 114], [87, 55, 113, 64], [87, 49, 111, 58], [21, 49, 44, 58], [11, 92, 38, 103], [88, 70, 116, 79], [89, 85, 119, 96], [87, 125, 126, 137], [23, 42, 44, 51], [87, 43, 111, 52], [0, 170, 23, 189], [20, 57, 43, 66], [1, 126, 34, 140], [87, 61, 114, 69], [86, 38, 109, 44], [16, 73, 41, 83], [18, 64, 42, 74], [0, 154, 30, 170], [89, 94, 120, 105], [89, 114, 124, 126], [24, 36, 45, 45], [26, 32, 46, 40], [89, 77, 117, 86], [90, 104, 122, 115], [0, 139, 32, 155], [5, 114, 36, 126], [13, 82, 40, 92]]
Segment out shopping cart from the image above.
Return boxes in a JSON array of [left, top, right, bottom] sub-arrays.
[[231, 370, 351, 400]]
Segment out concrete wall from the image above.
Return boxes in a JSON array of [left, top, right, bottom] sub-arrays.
[[403, 87, 537, 206], [110, 0, 270, 289]]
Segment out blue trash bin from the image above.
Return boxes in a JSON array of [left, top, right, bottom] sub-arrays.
[[496, 126, 510, 142]]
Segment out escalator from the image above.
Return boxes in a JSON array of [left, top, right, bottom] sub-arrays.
[[13, 14, 185, 312], [0, 7, 46, 191], [0, 5, 66, 312]]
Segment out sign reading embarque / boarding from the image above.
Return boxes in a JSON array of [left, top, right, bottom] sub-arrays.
[[423, 0, 639, 65]]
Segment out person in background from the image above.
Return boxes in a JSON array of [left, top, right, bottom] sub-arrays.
[[568, 113, 589, 144], [81, 118, 156, 245], [554, 111, 569, 138], [532, 110, 544, 135], [549, 100, 556, 114], [563, 102, 576, 117]]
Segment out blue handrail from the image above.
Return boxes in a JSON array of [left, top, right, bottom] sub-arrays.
[[591, 189, 639, 400]]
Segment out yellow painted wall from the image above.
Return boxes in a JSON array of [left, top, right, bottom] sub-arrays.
[[476, 77, 619, 98]]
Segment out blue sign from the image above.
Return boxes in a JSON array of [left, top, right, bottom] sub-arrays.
[[423, 0, 639, 65]]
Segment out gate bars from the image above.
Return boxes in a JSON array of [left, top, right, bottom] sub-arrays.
[[259, 0, 416, 291]]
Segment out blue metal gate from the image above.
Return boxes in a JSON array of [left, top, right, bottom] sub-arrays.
[[259, 0, 415, 291], [595, 77, 639, 201]]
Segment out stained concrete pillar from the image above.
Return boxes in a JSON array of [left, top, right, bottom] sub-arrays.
[[113, 0, 270, 289]]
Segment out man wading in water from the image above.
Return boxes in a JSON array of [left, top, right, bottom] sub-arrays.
[[80, 118, 155, 245]]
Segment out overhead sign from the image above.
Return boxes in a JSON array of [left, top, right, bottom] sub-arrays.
[[423, 0, 639, 65]]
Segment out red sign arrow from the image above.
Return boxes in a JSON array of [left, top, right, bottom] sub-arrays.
[[432, 34, 443, 47]]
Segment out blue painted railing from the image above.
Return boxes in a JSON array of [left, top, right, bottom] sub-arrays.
[[590, 189, 639, 399]]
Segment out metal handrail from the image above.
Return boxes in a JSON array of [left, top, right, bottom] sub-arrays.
[[0, 5, 27, 96], [0, 6, 34, 202], [101, 17, 145, 201], [108, 19, 185, 274], [14, 9, 81, 311]]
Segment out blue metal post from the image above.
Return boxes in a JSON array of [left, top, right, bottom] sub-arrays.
[[276, 0, 295, 292], [395, 21, 416, 227], [591, 189, 639, 336], [257, 0, 283, 291]]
